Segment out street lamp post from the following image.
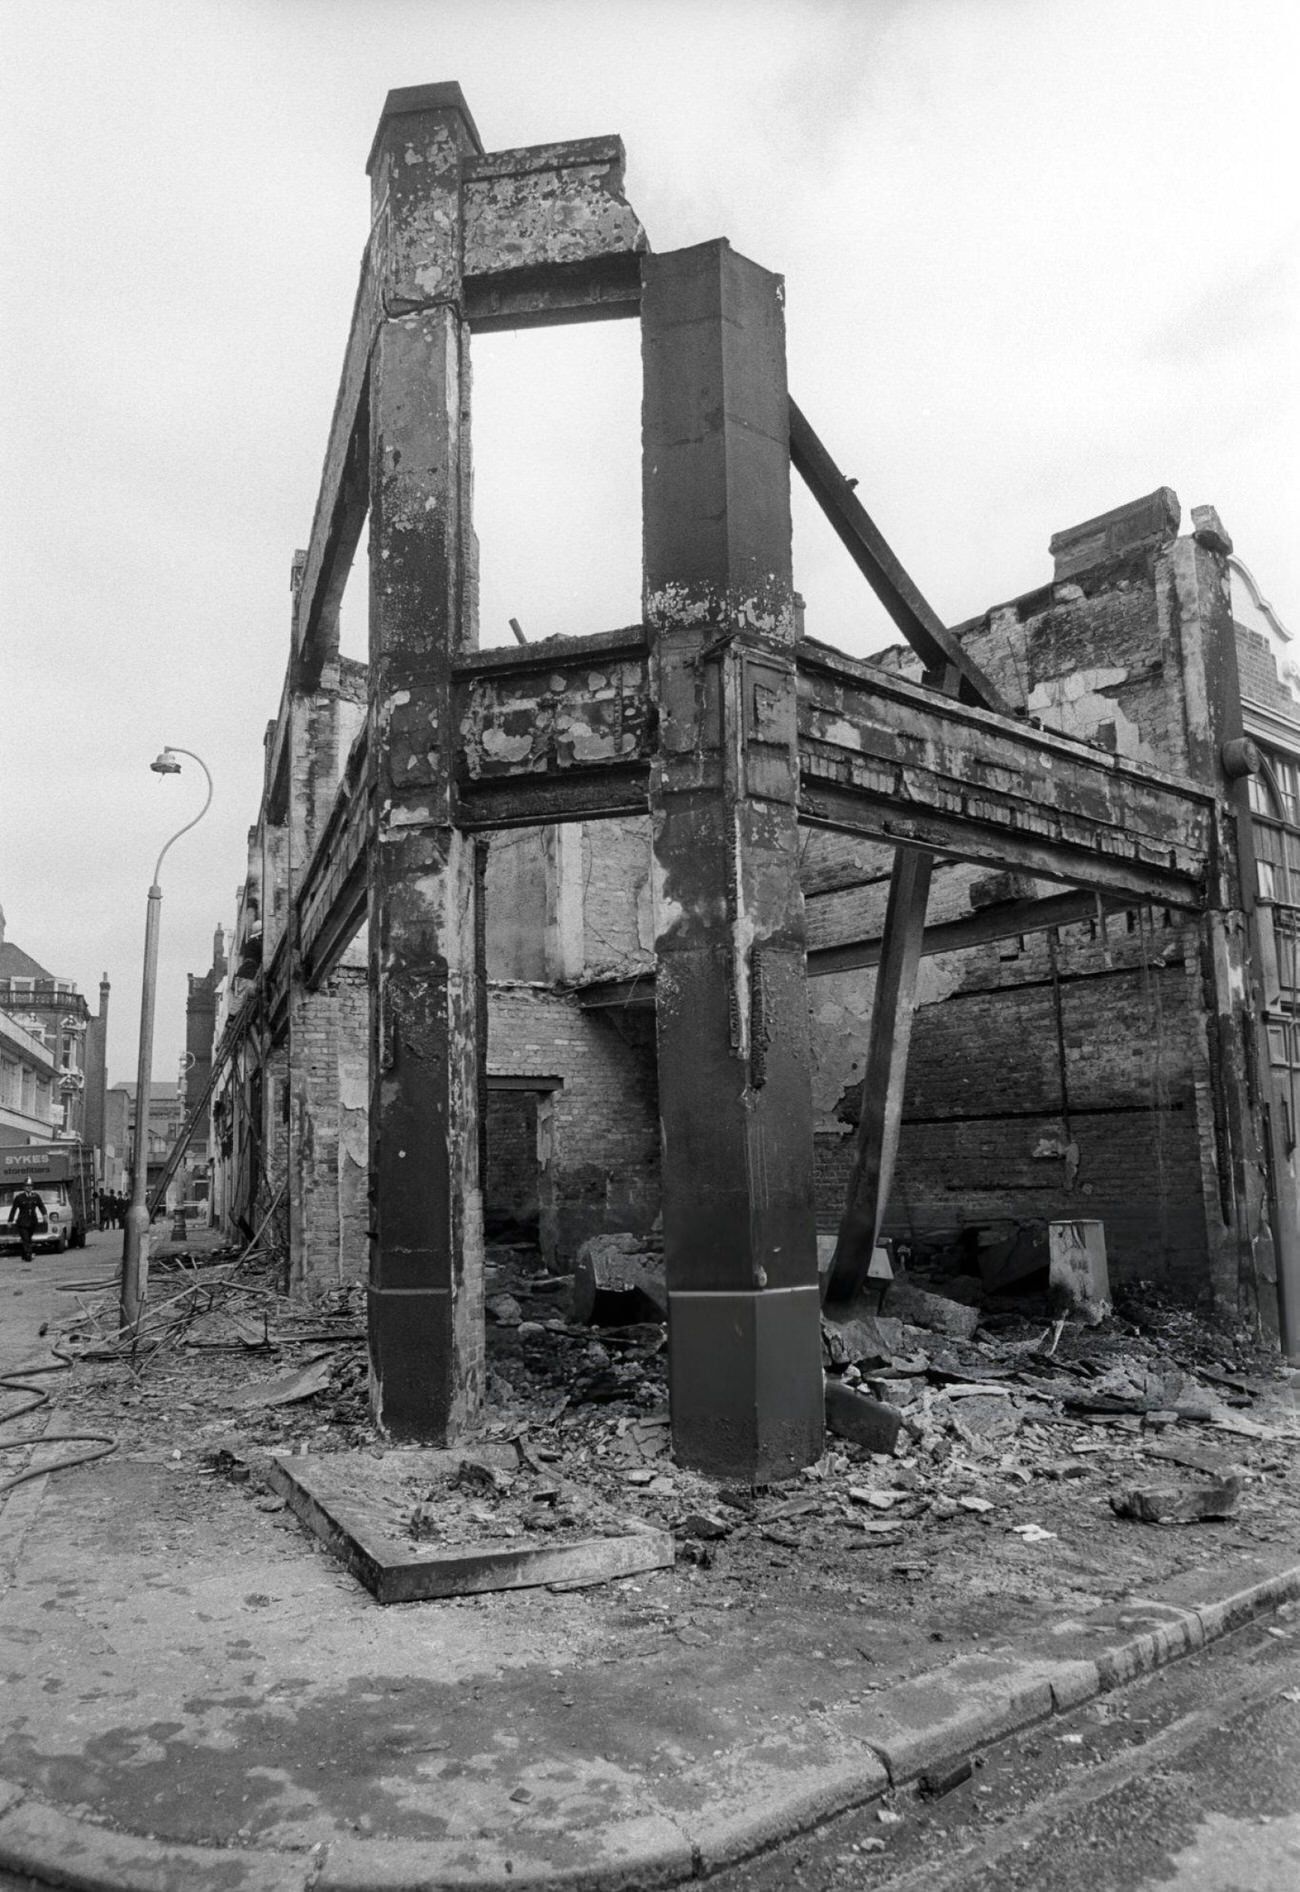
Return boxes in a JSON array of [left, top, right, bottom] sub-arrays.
[[120, 747, 213, 1331]]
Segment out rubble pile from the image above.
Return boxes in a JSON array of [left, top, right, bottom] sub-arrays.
[[44, 1236, 1300, 1610]]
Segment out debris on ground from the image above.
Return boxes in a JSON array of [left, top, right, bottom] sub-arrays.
[[36, 1236, 1300, 1614], [1110, 1478, 1242, 1524]]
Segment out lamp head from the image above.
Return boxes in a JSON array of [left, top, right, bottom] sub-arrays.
[[150, 750, 182, 776]]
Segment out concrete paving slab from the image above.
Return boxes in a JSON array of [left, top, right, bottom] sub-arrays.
[[314, 1812, 694, 1892], [4, 1239, 1300, 1891], [269, 1449, 674, 1602], [0, 1794, 313, 1891], [671, 1745, 889, 1875]]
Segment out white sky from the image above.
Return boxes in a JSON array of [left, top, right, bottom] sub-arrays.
[[2, 0, 1296, 1088]]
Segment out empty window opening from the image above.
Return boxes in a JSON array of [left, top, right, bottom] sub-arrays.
[[335, 515, 369, 665], [471, 321, 642, 649]]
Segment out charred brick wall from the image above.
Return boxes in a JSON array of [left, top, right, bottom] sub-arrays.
[[811, 510, 1232, 1294], [488, 983, 659, 1256], [814, 914, 1211, 1287], [484, 1087, 540, 1236]]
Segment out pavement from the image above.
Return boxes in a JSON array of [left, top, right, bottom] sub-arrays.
[[1, 1233, 1298, 1892]]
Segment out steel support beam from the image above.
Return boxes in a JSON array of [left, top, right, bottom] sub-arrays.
[[823, 846, 932, 1305], [643, 240, 824, 1484], [789, 402, 1011, 715], [798, 641, 1214, 905]]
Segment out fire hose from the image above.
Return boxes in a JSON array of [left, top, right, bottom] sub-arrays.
[[1, 1318, 118, 1497]]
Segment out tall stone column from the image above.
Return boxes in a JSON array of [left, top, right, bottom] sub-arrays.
[[643, 240, 823, 1482], [1163, 521, 1280, 1339], [365, 87, 485, 1438]]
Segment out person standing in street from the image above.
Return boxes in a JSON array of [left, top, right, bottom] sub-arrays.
[[7, 1179, 48, 1262]]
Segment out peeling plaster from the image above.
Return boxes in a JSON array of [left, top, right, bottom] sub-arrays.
[[1027, 665, 1155, 764]]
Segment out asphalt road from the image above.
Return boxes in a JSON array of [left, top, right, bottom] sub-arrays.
[[712, 1614, 1300, 1892]]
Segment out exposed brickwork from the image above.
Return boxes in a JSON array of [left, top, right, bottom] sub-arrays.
[[815, 914, 1209, 1286], [484, 1088, 540, 1235], [811, 530, 1262, 1298], [488, 983, 659, 1257], [334, 962, 369, 1279], [1236, 622, 1298, 717], [580, 817, 654, 976]]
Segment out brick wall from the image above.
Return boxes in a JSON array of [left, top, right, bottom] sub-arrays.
[[814, 914, 1209, 1286], [1236, 622, 1298, 717], [811, 532, 1226, 1294], [488, 983, 659, 1257], [485, 1088, 540, 1235]]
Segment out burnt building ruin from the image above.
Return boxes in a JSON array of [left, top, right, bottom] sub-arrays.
[[209, 82, 1299, 1486]]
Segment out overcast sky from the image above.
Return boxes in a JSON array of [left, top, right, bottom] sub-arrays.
[[2, 0, 1296, 1089]]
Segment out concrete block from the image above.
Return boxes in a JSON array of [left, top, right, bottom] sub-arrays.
[[270, 1449, 673, 1603], [1110, 1478, 1240, 1523], [824, 1378, 905, 1452]]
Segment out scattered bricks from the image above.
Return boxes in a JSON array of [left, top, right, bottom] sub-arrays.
[[880, 1280, 979, 1341], [825, 1378, 904, 1452], [1110, 1477, 1241, 1524], [485, 1293, 522, 1326]]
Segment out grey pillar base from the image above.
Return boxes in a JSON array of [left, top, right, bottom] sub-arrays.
[[668, 1285, 824, 1484], [368, 1285, 458, 1443]]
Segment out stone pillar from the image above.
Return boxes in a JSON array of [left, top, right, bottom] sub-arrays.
[[1162, 523, 1277, 1335], [643, 240, 823, 1482], [365, 86, 485, 1439]]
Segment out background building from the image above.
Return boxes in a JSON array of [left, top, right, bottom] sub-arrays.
[[0, 908, 109, 1160]]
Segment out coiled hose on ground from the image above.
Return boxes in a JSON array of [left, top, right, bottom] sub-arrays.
[[0, 1274, 119, 1497]]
